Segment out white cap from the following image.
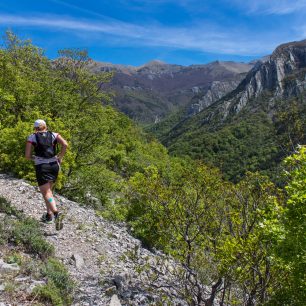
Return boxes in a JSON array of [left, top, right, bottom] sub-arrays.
[[34, 119, 46, 128]]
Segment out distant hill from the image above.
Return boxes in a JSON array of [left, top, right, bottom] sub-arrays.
[[92, 60, 253, 123], [153, 39, 306, 181]]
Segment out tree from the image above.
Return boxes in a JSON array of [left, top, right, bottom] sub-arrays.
[[218, 173, 284, 305], [127, 159, 231, 305], [269, 146, 306, 305]]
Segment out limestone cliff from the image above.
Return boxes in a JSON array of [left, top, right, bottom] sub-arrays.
[[219, 39, 306, 118]]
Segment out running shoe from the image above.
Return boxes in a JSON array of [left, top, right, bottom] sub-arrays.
[[41, 212, 53, 224]]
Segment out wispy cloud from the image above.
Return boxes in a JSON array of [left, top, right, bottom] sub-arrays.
[[230, 0, 306, 15], [0, 13, 296, 55], [0, 14, 148, 38]]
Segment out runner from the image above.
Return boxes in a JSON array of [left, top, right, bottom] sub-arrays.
[[25, 119, 68, 230]]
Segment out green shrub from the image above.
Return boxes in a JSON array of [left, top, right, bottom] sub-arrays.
[[12, 217, 54, 258], [37, 258, 74, 305], [0, 196, 54, 257], [0, 196, 21, 217], [0, 220, 10, 245], [34, 282, 63, 306], [4, 251, 24, 265]]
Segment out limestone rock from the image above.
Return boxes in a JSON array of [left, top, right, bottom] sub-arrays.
[[0, 259, 20, 275], [109, 294, 121, 306], [71, 253, 85, 269]]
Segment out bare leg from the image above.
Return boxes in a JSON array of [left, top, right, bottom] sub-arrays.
[[39, 182, 58, 215]]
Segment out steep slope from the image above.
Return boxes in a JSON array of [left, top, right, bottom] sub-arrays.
[[94, 60, 252, 123], [0, 174, 184, 305], [158, 39, 306, 180]]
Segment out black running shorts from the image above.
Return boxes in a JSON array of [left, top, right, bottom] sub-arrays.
[[35, 161, 59, 186]]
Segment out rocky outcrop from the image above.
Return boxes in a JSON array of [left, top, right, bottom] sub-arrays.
[[187, 80, 243, 115], [219, 39, 306, 117]]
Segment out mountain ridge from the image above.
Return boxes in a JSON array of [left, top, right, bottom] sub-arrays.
[[151, 39, 306, 181], [93, 60, 253, 123], [163, 39, 306, 131]]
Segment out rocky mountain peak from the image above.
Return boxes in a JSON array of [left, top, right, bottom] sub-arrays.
[[139, 59, 167, 67], [217, 39, 306, 117], [272, 39, 306, 56], [136, 60, 181, 75]]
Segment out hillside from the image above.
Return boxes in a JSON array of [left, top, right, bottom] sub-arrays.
[[153, 39, 306, 181], [93, 60, 252, 123], [0, 174, 184, 305]]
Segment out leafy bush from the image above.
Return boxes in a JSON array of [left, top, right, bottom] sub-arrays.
[[268, 147, 306, 305], [12, 217, 54, 258], [34, 282, 63, 306], [0, 196, 22, 217], [34, 258, 75, 305], [0, 196, 54, 258]]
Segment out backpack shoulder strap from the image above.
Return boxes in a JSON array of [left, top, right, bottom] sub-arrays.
[[34, 132, 38, 145], [48, 131, 57, 144]]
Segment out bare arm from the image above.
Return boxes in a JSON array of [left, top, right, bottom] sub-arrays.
[[25, 142, 33, 160], [56, 135, 68, 163]]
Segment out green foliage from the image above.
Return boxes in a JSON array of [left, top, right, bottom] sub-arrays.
[[127, 158, 226, 250], [0, 219, 10, 245], [13, 217, 54, 258], [127, 159, 228, 302], [34, 282, 63, 306], [4, 251, 24, 265], [0, 196, 54, 258], [166, 112, 280, 182], [151, 95, 306, 183], [0, 196, 22, 217], [34, 258, 75, 306], [0, 31, 169, 208], [127, 163, 285, 304], [269, 147, 306, 305], [217, 173, 284, 304], [145, 106, 188, 140], [274, 99, 306, 155]]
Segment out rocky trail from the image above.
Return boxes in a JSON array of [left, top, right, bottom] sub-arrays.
[[0, 174, 182, 306]]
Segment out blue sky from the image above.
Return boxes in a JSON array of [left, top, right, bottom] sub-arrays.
[[0, 0, 305, 66]]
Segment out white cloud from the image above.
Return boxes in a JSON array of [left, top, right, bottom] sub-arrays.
[[229, 0, 306, 15], [0, 13, 297, 56]]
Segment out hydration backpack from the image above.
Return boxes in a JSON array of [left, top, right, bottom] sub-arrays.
[[34, 131, 57, 158]]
